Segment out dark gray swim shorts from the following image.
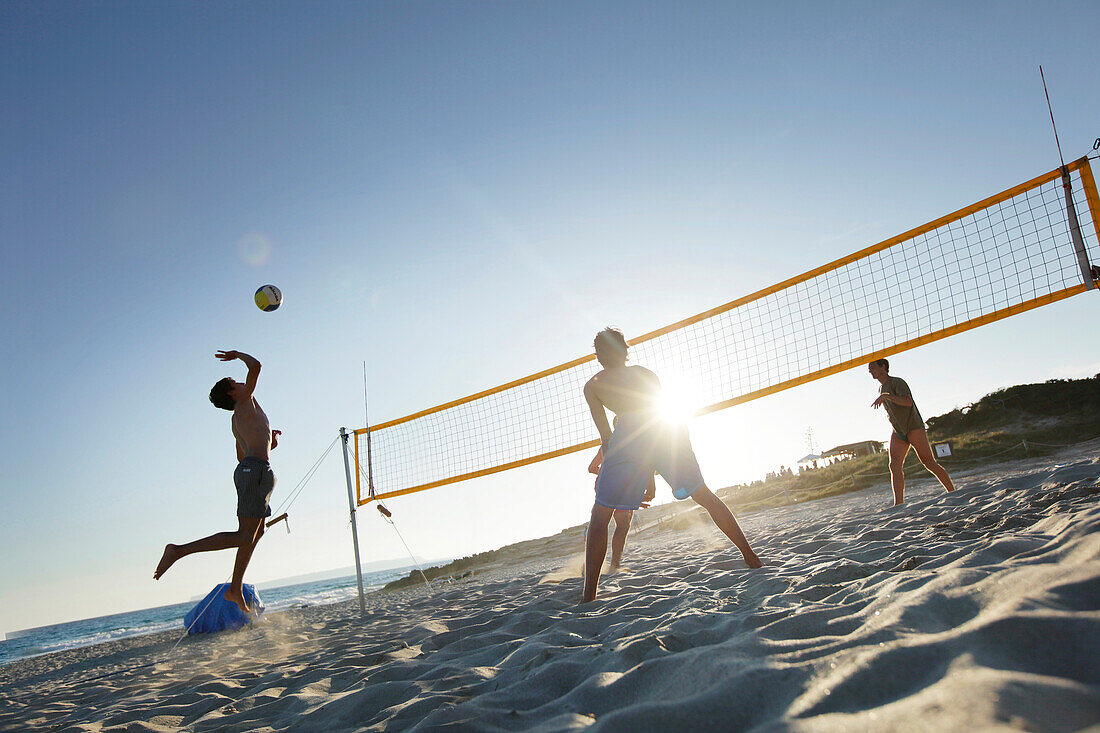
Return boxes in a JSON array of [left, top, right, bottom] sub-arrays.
[[234, 456, 275, 518]]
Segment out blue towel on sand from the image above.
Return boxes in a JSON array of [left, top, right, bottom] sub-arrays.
[[184, 583, 264, 635]]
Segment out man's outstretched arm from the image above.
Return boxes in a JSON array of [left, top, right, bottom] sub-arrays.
[[216, 350, 262, 401], [872, 392, 914, 408]]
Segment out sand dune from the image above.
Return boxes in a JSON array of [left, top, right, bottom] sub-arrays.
[[2, 442, 1098, 732]]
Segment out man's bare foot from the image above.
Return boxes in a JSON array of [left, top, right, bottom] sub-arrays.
[[224, 587, 252, 614], [153, 544, 179, 580], [742, 550, 764, 568]]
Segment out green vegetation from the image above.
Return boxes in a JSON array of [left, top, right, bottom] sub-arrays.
[[721, 374, 1100, 511], [382, 523, 587, 591], [718, 451, 888, 513], [924, 374, 1100, 451]]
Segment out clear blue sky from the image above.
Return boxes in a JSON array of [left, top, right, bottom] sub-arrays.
[[3, 1, 1099, 635]]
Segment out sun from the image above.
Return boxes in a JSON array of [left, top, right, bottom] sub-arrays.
[[656, 381, 698, 424]]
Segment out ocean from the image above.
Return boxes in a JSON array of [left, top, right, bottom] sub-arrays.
[[0, 565, 419, 667]]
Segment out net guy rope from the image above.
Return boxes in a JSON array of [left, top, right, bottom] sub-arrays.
[[352, 157, 1100, 506]]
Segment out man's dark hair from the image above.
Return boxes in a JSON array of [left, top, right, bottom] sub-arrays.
[[871, 358, 890, 372], [209, 377, 236, 411], [594, 327, 628, 367]]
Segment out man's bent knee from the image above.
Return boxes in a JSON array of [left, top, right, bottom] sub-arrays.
[[690, 486, 716, 505]]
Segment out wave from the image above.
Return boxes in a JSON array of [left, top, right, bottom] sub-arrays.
[[1, 568, 418, 667], [37, 620, 185, 654]]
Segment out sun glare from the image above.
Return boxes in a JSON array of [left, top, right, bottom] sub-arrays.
[[656, 381, 698, 424]]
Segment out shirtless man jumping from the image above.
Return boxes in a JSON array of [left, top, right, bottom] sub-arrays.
[[869, 358, 955, 506], [153, 350, 279, 613], [581, 328, 762, 603]]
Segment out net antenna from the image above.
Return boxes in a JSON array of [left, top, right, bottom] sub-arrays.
[[363, 361, 375, 501], [1041, 65, 1097, 290], [1040, 65, 1066, 168]]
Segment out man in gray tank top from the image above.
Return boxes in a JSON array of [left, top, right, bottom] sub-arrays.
[[869, 358, 955, 506]]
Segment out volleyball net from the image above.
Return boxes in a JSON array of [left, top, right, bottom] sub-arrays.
[[353, 157, 1100, 505]]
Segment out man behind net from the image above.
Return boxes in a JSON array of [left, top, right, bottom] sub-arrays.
[[581, 328, 762, 603], [868, 358, 956, 506]]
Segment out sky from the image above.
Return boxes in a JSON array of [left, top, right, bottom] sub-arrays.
[[2, 1, 1099, 636]]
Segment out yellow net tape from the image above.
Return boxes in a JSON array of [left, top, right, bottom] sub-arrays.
[[355, 157, 1100, 504]]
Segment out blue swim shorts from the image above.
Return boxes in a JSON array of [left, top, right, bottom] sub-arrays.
[[594, 414, 704, 510]]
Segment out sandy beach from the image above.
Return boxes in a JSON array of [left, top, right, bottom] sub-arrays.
[[2, 442, 1098, 732]]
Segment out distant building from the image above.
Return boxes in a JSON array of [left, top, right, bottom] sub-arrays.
[[821, 440, 884, 461], [797, 453, 821, 471]]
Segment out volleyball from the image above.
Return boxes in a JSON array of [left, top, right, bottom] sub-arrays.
[[255, 284, 282, 312]]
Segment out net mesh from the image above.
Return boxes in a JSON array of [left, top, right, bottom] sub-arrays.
[[355, 159, 1100, 503]]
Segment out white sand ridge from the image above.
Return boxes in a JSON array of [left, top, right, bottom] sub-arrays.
[[1, 445, 1098, 731]]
